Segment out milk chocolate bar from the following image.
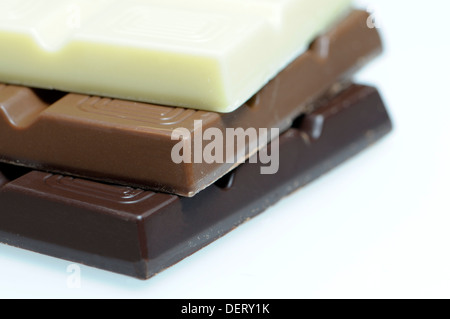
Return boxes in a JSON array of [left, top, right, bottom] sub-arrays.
[[0, 0, 351, 112], [0, 84, 392, 279], [0, 11, 382, 197]]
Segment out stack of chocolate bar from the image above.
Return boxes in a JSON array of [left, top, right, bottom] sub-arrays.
[[0, 1, 392, 279]]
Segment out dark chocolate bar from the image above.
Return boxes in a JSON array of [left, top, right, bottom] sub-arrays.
[[0, 11, 382, 197], [0, 84, 392, 279]]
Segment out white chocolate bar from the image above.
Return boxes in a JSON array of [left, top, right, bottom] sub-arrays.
[[0, 0, 351, 112]]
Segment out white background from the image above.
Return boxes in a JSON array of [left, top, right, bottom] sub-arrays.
[[1, 0, 450, 299]]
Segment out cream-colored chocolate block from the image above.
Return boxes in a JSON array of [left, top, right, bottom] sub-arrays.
[[0, 0, 352, 112]]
